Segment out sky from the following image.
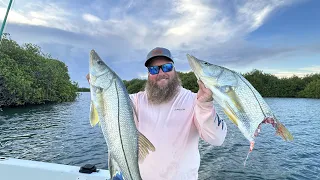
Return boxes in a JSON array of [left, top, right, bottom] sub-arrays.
[[0, 0, 319, 88]]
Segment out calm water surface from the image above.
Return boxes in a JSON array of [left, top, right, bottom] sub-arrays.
[[0, 92, 319, 180]]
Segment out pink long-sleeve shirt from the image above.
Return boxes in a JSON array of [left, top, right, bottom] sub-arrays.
[[129, 86, 227, 180]]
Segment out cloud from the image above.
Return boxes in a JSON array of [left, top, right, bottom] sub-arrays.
[[263, 65, 320, 78], [1, 0, 312, 87], [137, 72, 148, 80], [273, 72, 309, 78], [83, 13, 101, 23], [0, 0, 75, 31], [300, 66, 320, 72], [2, 0, 300, 53], [2, 0, 297, 49]]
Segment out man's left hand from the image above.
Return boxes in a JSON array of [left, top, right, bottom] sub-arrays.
[[197, 80, 213, 102]]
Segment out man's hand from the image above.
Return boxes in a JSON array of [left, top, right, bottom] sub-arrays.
[[197, 80, 213, 102]]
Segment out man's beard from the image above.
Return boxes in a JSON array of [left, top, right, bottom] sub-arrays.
[[145, 71, 181, 104]]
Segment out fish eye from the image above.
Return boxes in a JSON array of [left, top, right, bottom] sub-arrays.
[[97, 61, 103, 65]]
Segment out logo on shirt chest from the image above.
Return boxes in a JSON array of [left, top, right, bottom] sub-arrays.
[[174, 108, 185, 111]]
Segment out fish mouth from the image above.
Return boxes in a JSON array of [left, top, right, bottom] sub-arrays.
[[89, 49, 110, 76], [89, 49, 100, 67], [186, 54, 202, 79]]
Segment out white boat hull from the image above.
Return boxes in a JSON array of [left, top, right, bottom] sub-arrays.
[[0, 157, 111, 180]]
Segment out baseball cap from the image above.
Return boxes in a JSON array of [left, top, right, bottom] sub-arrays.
[[144, 47, 174, 67]]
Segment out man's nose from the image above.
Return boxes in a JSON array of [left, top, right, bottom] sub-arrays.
[[158, 68, 165, 75]]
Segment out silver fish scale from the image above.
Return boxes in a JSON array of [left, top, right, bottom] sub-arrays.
[[233, 73, 275, 141], [217, 68, 238, 87], [99, 78, 141, 180]]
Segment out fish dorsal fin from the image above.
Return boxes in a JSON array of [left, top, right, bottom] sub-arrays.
[[90, 101, 100, 127], [138, 132, 156, 164], [223, 101, 239, 127]]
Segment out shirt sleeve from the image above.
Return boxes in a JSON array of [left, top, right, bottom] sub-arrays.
[[193, 99, 227, 146]]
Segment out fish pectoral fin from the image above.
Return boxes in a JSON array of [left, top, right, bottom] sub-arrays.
[[225, 87, 245, 113], [90, 101, 100, 127], [138, 132, 156, 164], [223, 102, 239, 127]]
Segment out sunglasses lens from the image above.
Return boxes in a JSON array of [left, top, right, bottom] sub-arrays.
[[162, 63, 173, 72], [148, 63, 173, 75], [148, 66, 159, 75]]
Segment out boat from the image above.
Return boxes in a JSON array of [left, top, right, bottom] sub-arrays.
[[0, 156, 111, 180]]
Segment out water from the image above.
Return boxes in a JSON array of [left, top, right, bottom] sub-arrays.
[[0, 92, 319, 180]]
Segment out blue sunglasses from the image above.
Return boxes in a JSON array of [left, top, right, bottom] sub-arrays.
[[148, 63, 174, 75]]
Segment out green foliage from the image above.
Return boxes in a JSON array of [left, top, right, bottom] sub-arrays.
[[78, 87, 90, 92], [123, 78, 147, 94], [242, 69, 320, 98], [242, 69, 279, 97], [0, 35, 79, 107], [298, 79, 320, 98], [178, 71, 198, 92], [122, 69, 320, 99]]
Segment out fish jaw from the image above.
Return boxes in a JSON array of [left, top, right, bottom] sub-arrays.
[[187, 54, 202, 80], [89, 49, 108, 76], [89, 50, 117, 90], [187, 54, 220, 95], [187, 54, 215, 81], [187, 54, 224, 80]]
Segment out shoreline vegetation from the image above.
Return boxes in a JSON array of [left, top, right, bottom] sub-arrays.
[[0, 35, 79, 108], [80, 70, 320, 99], [1, 36, 319, 108]]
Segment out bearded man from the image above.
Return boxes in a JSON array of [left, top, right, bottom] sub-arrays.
[[87, 47, 227, 180]]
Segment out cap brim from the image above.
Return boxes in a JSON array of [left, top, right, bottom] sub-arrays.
[[145, 56, 174, 67]]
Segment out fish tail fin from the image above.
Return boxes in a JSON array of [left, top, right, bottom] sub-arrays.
[[261, 117, 294, 141], [275, 121, 294, 141], [244, 141, 254, 167]]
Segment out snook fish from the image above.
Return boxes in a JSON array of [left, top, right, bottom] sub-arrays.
[[187, 54, 293, 165], [89, 50, 155, 179]]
